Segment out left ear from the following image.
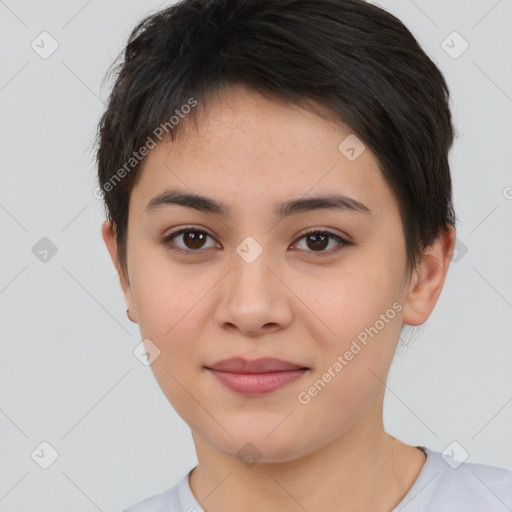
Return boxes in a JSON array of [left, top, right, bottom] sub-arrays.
[[402, 225, 456, 326]]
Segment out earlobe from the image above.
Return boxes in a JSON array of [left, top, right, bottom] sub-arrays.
[[101, 220, 138, 323], [402, 226, 456, 326]]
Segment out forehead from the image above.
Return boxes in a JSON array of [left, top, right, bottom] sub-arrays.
[[131, 85, 398, 221]]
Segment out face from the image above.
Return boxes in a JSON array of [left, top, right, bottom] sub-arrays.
[[103, 84, 448, 463]]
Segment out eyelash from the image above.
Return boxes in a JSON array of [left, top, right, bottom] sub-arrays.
[[161, 226, 351, 257]]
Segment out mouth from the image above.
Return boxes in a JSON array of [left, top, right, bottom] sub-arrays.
[[204, 357, 310, 396]]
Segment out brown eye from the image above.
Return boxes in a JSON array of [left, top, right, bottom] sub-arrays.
[[305, 232, 329, 251], [181, 230, 208, 249], [162, 228, 218, 255], [293, 230, 350, 255]]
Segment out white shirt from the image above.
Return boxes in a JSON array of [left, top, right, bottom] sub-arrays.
[[122, 446, 512, 511]]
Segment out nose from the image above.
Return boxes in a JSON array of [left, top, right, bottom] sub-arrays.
[[214, 248, 293, 337]]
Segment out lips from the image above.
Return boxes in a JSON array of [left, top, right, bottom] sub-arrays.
[[204, 357, 310, 395], [205, 356, 309, 373]]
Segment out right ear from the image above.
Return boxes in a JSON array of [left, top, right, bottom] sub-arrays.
[[101, 220, 138, 323]]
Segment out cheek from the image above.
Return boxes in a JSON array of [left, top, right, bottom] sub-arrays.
[[130, 252, 210, 336], [305, 263, 404, 394], [308, 268, 400, 339], [132, 272, 209, 419], [296, 306, 402, 435], [130, 263, 217, 369]]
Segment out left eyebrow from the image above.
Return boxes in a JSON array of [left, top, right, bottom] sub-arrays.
[[144, 187, 372, 218]]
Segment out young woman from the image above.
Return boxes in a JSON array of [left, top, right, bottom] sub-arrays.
[[96, 0, 512, 510]]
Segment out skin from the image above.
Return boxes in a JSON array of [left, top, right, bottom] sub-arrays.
[[102, 83, 456, 511]]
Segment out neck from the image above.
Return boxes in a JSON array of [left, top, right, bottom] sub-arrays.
[[188, 398, 425, 511]]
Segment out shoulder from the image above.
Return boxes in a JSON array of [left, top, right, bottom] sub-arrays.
[[121, 473, 187, 512], [423, 448, 512, 511]]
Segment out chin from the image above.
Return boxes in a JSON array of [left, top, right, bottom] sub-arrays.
[[211, 428, 311, 466]]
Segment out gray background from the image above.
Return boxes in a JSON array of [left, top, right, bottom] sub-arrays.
[[1, 0, 511, 511]]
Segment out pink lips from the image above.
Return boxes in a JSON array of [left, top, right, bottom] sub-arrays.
[[205, 357, 309, 395]]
